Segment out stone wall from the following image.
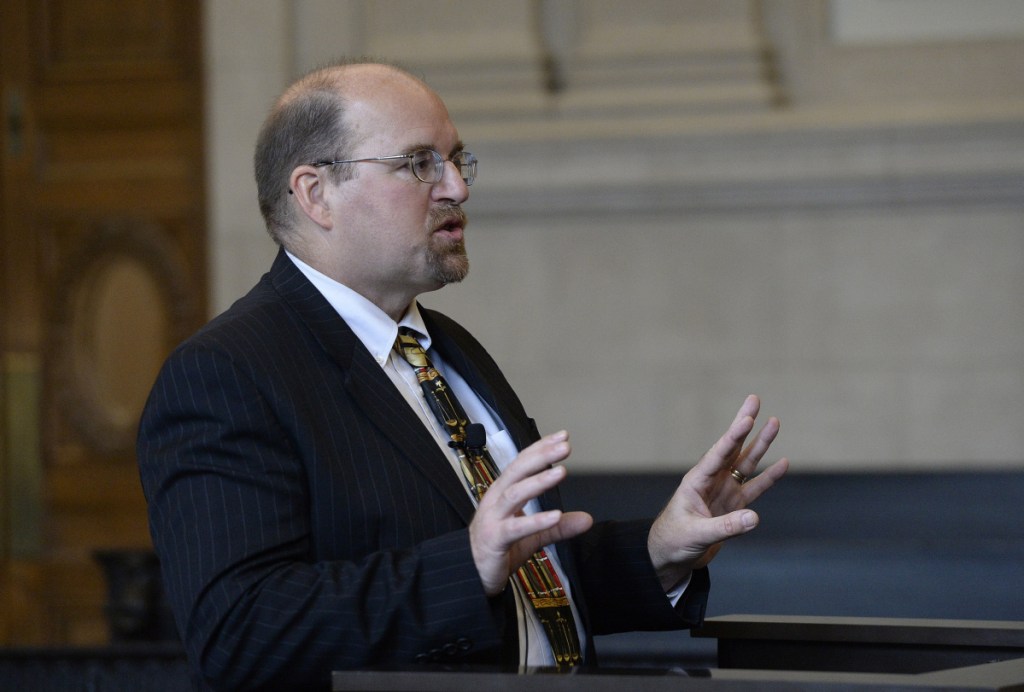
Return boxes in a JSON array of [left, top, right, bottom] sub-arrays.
[[203, 0, 1024, 471]]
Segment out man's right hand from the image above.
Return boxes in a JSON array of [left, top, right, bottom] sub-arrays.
[[468, 431, 594, 596]]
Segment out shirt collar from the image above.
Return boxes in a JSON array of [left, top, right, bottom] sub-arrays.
[[286, 251, 432, 365]]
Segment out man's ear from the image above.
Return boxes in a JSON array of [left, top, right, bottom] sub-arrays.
[[289, 165, 333, 229]]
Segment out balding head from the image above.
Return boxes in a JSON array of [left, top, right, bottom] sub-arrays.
[[253, 61, 430, 246]]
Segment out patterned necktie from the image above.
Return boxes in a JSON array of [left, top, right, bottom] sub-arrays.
[[395, 328, 582, 667]]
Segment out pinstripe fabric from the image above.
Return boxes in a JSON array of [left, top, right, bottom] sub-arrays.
[[137, 248, 707, 691]]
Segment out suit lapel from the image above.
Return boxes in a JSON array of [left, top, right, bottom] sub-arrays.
[[268, 250, 476, 523], [420, 308, 539, 452]]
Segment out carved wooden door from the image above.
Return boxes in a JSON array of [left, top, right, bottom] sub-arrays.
[[1, 0, 206, 645]]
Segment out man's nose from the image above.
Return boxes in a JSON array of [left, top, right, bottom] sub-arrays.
[[432, 159, 470, 204]]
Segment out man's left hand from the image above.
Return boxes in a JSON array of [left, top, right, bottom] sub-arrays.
[[647, 395, 789, 591]]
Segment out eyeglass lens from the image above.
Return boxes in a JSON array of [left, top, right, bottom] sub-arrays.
[[410, 150, 476, 186]]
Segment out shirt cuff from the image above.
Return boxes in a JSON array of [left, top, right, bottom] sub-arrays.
[[665, 572, 692, 607]]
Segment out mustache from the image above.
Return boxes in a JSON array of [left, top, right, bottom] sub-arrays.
[[429, 204, 467, 229]]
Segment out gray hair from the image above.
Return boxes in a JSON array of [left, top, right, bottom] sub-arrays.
[[253, 67, 355, 245]]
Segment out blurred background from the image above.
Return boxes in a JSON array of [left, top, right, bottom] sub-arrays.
[[1, 0, 1022, 656]]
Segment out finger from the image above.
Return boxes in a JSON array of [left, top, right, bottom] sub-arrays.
[[493, 431, 571, 486], [704, 509, 760, 544], [734, 416, 781, 476], [714, 395, 764, 458], [479, 433, 572, 518], [482, 464, 568, 519], [738, 456, 789, 503], [731, 394, 761, 427], [501, 509, 566, 547], [476, 508, 589, 563], [541, 510, 593, 544], [692, 409, 757, 481], [471, 508, 562, 564], [509, 511, 594, 562]]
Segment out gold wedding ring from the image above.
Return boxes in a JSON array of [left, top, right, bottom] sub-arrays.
[[729, 468, 748, 484]]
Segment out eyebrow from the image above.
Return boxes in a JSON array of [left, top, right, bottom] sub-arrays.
[[403, 141, 465, 157]]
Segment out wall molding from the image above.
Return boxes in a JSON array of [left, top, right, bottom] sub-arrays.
[[468, 114, 1024, 216]]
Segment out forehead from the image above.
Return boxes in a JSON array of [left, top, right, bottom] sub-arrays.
[[343, 71, 460, 153]]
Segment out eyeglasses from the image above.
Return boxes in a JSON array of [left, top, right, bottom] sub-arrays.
[[311, 149, 477, 186]]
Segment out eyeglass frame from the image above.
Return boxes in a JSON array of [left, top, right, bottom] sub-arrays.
[[309, 148, 477, 186]]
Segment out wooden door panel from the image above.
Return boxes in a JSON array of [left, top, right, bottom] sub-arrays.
[[43, 216, 198, 458], [38, 0, 194, 76], [1, 0, 205, 645]]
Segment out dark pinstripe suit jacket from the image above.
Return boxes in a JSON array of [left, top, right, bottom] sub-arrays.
[[137, 248, 708, 690]]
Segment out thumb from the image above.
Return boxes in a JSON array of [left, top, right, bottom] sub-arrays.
[[683, 509, 758, 553], [715, 509, 759, 540], [532, 511, 594, 551], [691, 511, 758, 569]]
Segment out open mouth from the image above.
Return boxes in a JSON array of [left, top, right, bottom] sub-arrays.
[[432, 208, 467, 238]]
